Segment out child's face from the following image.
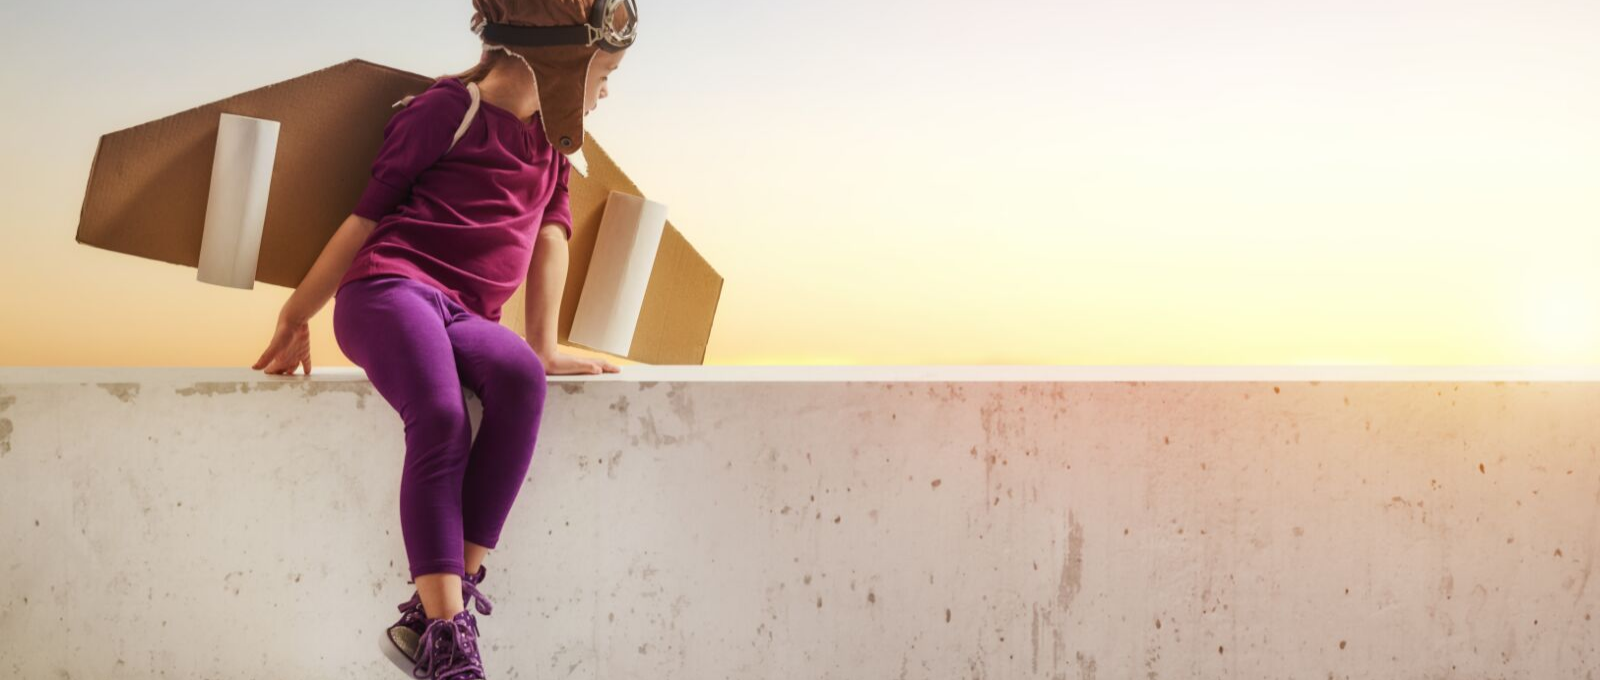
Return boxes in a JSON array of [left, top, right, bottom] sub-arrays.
[[583, 49, 626, 117]]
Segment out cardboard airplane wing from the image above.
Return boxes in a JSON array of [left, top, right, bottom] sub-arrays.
[[77, 58, 720, 365]]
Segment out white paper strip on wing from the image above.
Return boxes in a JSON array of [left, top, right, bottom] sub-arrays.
[[569, 190, 668, 356], [197, 112, 280, 290]]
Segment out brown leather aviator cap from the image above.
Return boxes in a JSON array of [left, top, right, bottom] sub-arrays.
[[469, 0, 637, 154]]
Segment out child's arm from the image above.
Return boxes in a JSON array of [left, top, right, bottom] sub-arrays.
[[522, 152, 618, 374], [280, 213, 377, 324], [253, 213, 375, 375], [524, 223, 620, 375], [523, 222, 569, 359], [270, 84, 465, 328]]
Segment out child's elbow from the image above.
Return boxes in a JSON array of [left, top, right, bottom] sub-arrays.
[[537, 222, 570, 242]]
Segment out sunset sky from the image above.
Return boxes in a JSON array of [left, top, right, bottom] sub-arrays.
[[1, 0, 1596, 366]]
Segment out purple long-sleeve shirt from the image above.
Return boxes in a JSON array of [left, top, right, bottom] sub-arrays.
[[336, 76, 573, 323]]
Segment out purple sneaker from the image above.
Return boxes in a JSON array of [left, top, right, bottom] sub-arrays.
[[410, 609, 488, 680], [381, 566, 495, 674]]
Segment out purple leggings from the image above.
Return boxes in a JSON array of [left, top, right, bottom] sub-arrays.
[[333, 274, 548, 580]]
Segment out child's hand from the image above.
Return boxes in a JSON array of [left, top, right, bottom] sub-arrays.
[[253, 316, 313, 376], [539, 348, 620, 376]]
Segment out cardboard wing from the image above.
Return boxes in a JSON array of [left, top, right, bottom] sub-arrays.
[[77, 58, 720, 365], [504, 136, 723, 366]]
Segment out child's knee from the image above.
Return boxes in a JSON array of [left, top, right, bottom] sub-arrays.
[[404, 393, 472, 436], [488, 353, 547, 409]]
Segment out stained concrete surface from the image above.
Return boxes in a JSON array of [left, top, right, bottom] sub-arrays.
[[0, 367, 1596, 679]]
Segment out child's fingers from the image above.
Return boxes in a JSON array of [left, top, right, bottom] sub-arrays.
[[251, 341, 279, 369], [253, 327, 295, 370]]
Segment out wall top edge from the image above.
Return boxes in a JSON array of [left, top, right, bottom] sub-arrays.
[[3, 365, 1599, 384]]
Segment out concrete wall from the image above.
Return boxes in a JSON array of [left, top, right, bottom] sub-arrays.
[[1, 367, 1597, 679]]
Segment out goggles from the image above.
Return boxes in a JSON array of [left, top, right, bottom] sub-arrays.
[[480, 0, 637, 53]]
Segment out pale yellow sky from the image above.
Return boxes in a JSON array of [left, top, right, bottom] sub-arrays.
[[1, 0, 1596, 366]]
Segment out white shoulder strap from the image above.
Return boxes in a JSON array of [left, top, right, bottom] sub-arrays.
[[389, 80, 481, 155], [449, 82, 481, 153]]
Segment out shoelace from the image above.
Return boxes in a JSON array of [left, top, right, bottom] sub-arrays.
[[411, 617, 486, 680], [461, 577, 494, 617], [397, 591, 426, 627], [398, 570, 494, 626]]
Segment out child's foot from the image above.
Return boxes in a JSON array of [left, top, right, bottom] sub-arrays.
[[380, 566, 494, 675], [411, 609, 489, 679]]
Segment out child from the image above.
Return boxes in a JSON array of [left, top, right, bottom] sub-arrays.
[[251, 2, 636, 677]]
